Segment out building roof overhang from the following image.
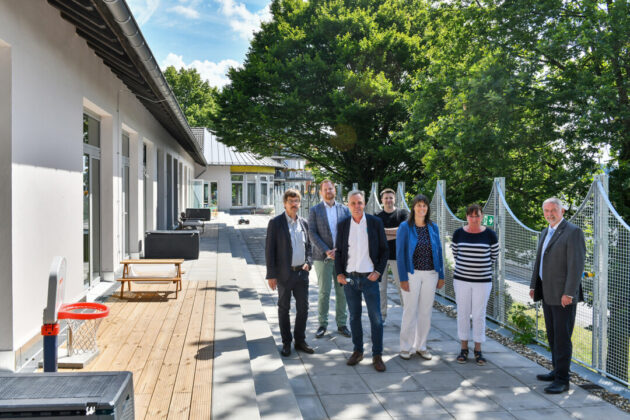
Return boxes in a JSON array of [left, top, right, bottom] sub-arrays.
[[48, 0, 207, 165]]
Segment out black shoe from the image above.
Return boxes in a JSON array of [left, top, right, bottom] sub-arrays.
[[544, 382, 569, 394], [315, 326, 326, 338], [280, 343, 291, 357], [295, 341, 315, 354], [536, 372, 555, 382], [337, 326, 351, 338]]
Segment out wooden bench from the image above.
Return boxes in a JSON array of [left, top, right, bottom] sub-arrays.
[[117, 259, 184, 299]]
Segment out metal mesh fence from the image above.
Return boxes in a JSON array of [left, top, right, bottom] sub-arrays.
[[430, 174, 630, 387]]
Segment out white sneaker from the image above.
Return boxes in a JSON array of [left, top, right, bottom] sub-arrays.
[[417, 350, 432, 360], [399, 351, 411, 360]]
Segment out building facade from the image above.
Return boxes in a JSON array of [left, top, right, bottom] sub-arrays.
[[193, 128, 281, 212], [0, 0, 205, 370]]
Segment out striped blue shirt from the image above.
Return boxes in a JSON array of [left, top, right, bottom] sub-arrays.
[[451, 228, 499, 282]]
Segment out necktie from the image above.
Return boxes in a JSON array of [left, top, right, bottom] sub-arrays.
[[539, 227, 555, 281]]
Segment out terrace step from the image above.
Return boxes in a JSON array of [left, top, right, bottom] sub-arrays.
[[227, 226, 303, 420], [211, 224, 261, 420]]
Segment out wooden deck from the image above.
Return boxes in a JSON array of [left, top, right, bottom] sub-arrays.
[[60, 280, 216, 419]]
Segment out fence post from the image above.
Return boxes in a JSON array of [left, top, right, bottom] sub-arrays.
[[592, 174, 609, 371], [352, 182, 359, 191], [397, 182, 410, 211], [494, 177, 507, 323], [366, 182, 380, 214], [436, 180, 447, 298], [336, 183, 343, 203]]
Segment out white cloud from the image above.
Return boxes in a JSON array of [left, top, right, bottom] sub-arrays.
[[127, 0, 160, 25], [169, 4, 200, 19], [215, 0, 271, 40], [162, 53, 241, 88]]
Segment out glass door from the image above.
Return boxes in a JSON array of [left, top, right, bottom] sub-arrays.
[[83, 113, 101, 288], [82, 153, 101, 288]]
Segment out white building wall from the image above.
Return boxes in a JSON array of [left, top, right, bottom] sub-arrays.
[[0, 0, 197, 369], [197, 166, 231, 211]]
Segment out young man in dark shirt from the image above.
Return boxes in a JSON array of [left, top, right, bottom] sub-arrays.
[[375, 188, 409, 324]]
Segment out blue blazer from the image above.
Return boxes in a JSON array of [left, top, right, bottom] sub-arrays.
[[396, 221, 444, 282], [334, 214, 389, 280]]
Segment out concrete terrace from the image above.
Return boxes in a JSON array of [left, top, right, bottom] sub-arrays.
[[65, 213, 630, 419]]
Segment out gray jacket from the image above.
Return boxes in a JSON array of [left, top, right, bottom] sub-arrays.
[[308, 201, 350, 261], [530, 219, 586, 305]]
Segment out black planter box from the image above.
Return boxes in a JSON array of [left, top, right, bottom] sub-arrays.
[[144, 230, 200, 260], [185, 208, 211, 221]]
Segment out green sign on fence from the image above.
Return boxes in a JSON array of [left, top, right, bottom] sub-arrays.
[[482, 215, 494, 226]]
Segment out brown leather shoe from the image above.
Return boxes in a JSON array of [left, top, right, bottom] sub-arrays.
[[373, 355, 386, 372], [347, 351, 364, 366]]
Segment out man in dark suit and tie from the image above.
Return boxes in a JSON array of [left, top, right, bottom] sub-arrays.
[[308, 179, 351, 339], [266, 189, 314, 357], [335, 190, 389, 372], [530, 197, 586, 394]]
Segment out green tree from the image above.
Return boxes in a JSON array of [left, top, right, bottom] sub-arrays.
[[213, 0, 427, 190], [164, 66, 219, 129], [402, 1, 598, 226]]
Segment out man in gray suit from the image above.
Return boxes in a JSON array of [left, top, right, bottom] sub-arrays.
[[530, 197, 585, 394], [308, 179, 351, 338]]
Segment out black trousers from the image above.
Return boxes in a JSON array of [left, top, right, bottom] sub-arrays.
[[277, 269, 309, 345], [542, 301, 577, 384]]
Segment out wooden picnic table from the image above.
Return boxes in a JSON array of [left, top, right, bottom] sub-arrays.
[[117, 259, 184, 299]]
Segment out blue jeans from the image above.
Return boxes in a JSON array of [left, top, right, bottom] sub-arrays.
[[344, 275, 383, 356]]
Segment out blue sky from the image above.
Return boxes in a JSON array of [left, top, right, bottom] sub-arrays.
[[127, 0, 271, 88]]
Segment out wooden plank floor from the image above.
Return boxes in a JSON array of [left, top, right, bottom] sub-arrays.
[[59, 280, 216, 420]]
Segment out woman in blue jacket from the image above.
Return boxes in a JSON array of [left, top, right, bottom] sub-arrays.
[[396, 195, 445, 360]]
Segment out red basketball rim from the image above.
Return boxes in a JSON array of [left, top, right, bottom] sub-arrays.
[[57, 302, 109, 320]]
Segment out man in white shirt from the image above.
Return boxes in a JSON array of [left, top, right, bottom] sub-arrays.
[[335, 191, 389, 372]]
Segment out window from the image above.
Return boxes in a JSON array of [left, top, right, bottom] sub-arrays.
[[231, 174, 243, 206], [247, 181, 256, 206], [83, 114, 100, 147]]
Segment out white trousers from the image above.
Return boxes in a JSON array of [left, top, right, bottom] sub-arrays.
[[379, 259, 403, 320], [454, 279, 493, 343], [400, 270, 438, 352]]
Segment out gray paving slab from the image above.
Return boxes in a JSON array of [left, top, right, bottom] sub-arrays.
[[319, 393, 392, 419], [361, 372, 422, 393], [213, 380, 261, 419], [452, 412, 517, 420], [510, 408, 575, 420], [485, 386, 556, 411], [458, 368, 527, 388], [310, 373, 371, 395], [410, 369, 472, 390], [565, 404, 630, 419], [428, 386, 505, 413], [296, 396, 329, 420], [373, 391, 450, 417]]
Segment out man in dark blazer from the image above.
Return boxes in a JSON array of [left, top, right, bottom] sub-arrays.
[[530, 197, 586, 394], [335, 190, 389, 372], [308, 179, 351, 339], [266, 189, 314, 357]]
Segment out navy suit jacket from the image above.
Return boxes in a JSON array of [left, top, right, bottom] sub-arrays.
[[334, 214, 388, 280], [265, 213, 313, 282]]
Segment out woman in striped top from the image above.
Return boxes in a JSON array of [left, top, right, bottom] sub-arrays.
[[451, 204, 499, 365]]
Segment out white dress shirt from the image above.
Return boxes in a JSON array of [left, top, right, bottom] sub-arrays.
[[346, 213, 374, 273], [324, 200, 338, 247]]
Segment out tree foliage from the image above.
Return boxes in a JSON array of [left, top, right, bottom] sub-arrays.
[[164, 66, 219, 129], [212, 0, 630, 225], [213, 0, 427, 189]]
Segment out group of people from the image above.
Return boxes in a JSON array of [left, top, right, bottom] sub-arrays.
[[265, 180, 585, 394]]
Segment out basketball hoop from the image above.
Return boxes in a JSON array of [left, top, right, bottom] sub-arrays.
[[58, 302, 109, 356]]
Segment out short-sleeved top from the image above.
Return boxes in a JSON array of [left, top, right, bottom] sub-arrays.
[[451, 228, 499, 282], [413, 225, 434, 271], [376, 208, 409, 260]]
